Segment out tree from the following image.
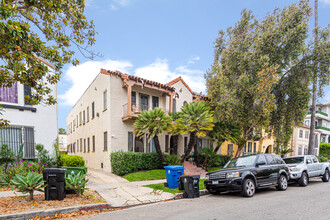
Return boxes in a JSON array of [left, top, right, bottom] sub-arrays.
[[0, 107, 9, 128], [0, 0, 96, 111], [208, 121, 243, 153], [275, 146, 294, 158], [206, 0, 329, 156], [168, 112, 181, 155], [176, 101, 215, 164], [134, 108, 172, 163], [58, 128, 66, 135]]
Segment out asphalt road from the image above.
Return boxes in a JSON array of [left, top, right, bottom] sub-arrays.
[[81, 179, 330, 220]]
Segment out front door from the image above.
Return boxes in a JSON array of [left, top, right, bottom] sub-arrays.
[[140, 94, 149, 112]]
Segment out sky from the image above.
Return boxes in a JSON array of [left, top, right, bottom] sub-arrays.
[[57, 0, 330, 129]]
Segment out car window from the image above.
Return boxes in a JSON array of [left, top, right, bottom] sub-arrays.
[[273, 155, 284, 164], [265, 155, 276, 165], [223, 155, 257, 168], [312, 156, 318, 163], [306, 156, 312, 164], [283, 157, 304, 164], [257, 155, 267, 165]]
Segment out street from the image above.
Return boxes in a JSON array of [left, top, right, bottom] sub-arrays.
[[81, 179, 330, 220]]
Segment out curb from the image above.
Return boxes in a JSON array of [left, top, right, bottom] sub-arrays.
[[174, 189, 209, 199], [0, 203, 112, 220]]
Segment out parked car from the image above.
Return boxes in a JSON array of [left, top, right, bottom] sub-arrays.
[[283, 155, 329, 186], [204, 154, 289, 197]]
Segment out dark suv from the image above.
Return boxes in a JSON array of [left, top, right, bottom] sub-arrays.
[[204, 154, 289, 197]]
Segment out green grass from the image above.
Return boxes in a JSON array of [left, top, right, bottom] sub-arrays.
[[207, 167, 222, 172], [123, 169, 166, 182], [144, 179, 205, 194]]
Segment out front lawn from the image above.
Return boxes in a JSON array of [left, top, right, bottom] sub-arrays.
[[123, 169, 166, 182], [145, 179, 205, 194]]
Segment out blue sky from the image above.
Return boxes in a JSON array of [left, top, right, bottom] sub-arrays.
[[57, 0, 330, 129]]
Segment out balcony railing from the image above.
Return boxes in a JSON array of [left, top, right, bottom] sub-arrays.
[[307, 110, 328, 117], [315, 126, 330, 132], [122, 103, 168, 120]]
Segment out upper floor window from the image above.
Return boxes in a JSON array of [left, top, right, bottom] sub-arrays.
[[305, 131, 309, 139], [227, 144, 234, 156], [299, 130, 303, 138], [152, 96, 159, 109], [304, 120, 310, 126], [172, 99, 176, 113], [79, 112, 82, 125], [83, 110, 86, 124], [131, 91, 136, 106], [0, 83, 18, 104], [103, 90, 107, 110], [92, 102, 95, 118], [87, 107, 90, 122], [24, 84, 31, 105]]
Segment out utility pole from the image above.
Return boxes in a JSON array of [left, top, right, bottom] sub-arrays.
[[308, 0, 318, 155]]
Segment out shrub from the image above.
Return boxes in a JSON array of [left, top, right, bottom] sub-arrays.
[[320, 143, 330, 158], [35, 144, 55, 167], [0, 144, 15, 171], [198, 147, 218, 170], [59, 154, 85, 167], [199, 153, 232, 168], [164, 154, 182, 166], [10, 172, 45, 200], [318, 156, 328, 162], [111, 152, 163, 176], [65, 172, 88, 196]]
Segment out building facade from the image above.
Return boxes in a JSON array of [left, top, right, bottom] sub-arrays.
[[0, 60, 58, 158], [289, 125, 321, 156], [58, 134, 68, 152]]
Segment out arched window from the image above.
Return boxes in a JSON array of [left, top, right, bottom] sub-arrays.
[[183, 101, 187, 107], [173, 99, 176, 113]]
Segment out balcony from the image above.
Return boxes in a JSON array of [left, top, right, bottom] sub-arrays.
[[122, 103, 169, 121], [307, 110, 328, 117], [315, 126, 330, 132]]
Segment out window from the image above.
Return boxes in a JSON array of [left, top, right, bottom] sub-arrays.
[[83, 110, 86, 124], [79, 112, 82, 125], [131, 91, 136, 106], [87, 107, 89, 122], [265, 155, 276, 165], [128, 132, 133, 152], [0, 83, 18, 103], [324, 121, 328, 127], [304, 147, 308, 155], [305, 120, 310, 126], [103, 90, 107, 110], [183, 101, 188, 107], [165, 135, 169, 153], [312, 156, 318, 163], [322, 137, 325, 143], [152, 96, 159, 109], [104, 132, 108, 151], [92, 102, 95, 118], [134, 136, 144, 152], [84, 139, 86, 153], [184, 137, 188, 152], [253, 143, 256, 153], [248, 142, 252, 153], [273, 155, 284, 164], [299, 130, 303, 138], [140, 94, 149, 111], [87, 138, 90, 152], [172, 99, 176, 113], [80, 138, 82, 152], [227, 144, 234, 156], [73, 143, 75, 153], [306, 156, 312, 164], [298, 146, 302, 155], [305, 131, 309, 139], [257, 155, 267, 165], [92, 136, 95, 152], [76, 115, 78, 128], [23, 84, 31, 105]]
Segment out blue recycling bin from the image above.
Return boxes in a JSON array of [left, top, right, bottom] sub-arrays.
[[164, 165, 185, 189]]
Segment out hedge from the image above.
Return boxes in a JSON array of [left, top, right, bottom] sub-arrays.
[[58, 154, 85, 167], [320, 143, 330, 158], [198, 153, 232, 168], [111, 152, 163, 176]]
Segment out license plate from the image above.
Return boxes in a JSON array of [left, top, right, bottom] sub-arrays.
[[212, 181, 219, 185]]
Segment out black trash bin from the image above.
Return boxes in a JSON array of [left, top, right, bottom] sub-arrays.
[[42, 168, 67, 201], [179, 175, 200, 198]]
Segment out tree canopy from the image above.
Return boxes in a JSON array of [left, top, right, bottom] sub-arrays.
[[205, 0, 330, 155], [0, 0, 96, 106]]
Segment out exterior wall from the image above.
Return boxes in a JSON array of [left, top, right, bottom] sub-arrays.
[[289, 126, 321, 157], [0, 70, 58, 155], [170, 80, 193, 112]]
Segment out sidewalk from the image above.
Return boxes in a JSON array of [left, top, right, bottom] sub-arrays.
[[86, 168, 174, 207]]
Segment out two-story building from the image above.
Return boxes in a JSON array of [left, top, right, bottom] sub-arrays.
[[0, 58, 58, 158], [289, 125, 321, 156]]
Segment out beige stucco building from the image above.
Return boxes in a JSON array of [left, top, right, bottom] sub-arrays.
[[66, 69, 212, 172]]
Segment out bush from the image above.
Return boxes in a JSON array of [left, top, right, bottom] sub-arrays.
[[0, 144, 15, 171], [111, 152, 163, 176], [59, 154, 85, 167], [164, 154, 182, 166], [199, 153, 232, 168], [35, 144, 55, 167], [198, 148, 218, 170], [320, 143, 330, 158], [318, 156, 328, 162]]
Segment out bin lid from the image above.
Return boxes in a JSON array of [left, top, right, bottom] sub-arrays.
[[164, 165, 185, 171], [42, 168, 67, 174]]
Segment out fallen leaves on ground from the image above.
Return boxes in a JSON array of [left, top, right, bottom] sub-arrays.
[[0, 187, 13, 192], [0, 190, 106, 215]]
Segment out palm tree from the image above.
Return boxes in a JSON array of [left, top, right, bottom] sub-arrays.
[[176, 101, 215, 165], [208, 121, 242, 153], [134, 108, 172, 163], [168, 112, 181, 155]]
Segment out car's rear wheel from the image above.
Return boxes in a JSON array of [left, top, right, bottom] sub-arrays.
[[241, 178, 255, 197], [322, 169, 329, 182], [298, 172, 308, 187], [276, 175, 288, 191]]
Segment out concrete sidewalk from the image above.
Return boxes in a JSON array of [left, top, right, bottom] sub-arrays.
[[86, 168, 174, 207]]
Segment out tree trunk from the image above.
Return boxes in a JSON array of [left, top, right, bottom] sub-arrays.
[[153, 135, 167, 163], [213, 142, 223, 153], [194, 140, 199, 166], [235, 145, 244, 158], [308, 0, 318, 155], [170, 134, 179, 155], [29, 191, 34, 201], [181, 131, 197, 162]]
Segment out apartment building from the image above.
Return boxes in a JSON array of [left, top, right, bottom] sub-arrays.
[[289, 125, 321, 156], [66, 69, 212, 172], [0, 59, 58, 158], [305, 102, 330, 144]]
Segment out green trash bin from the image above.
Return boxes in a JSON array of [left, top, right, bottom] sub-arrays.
[[62, 167, 87, 177]]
